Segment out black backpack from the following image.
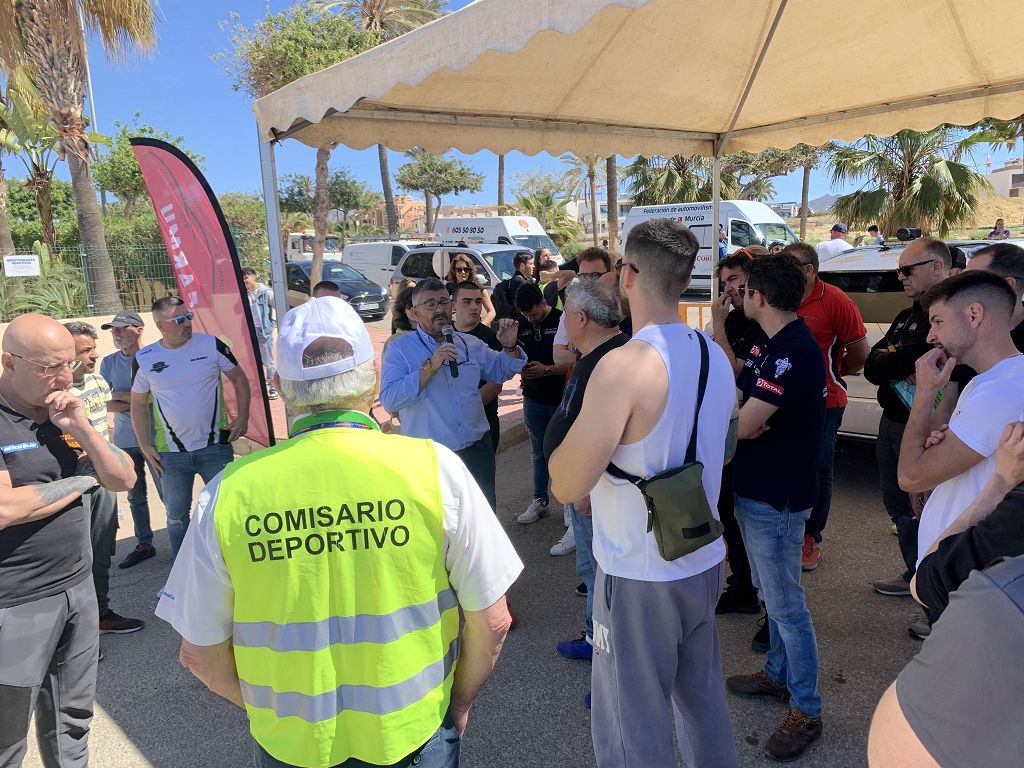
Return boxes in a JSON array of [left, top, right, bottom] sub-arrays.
[[491, 278, 516, 321]]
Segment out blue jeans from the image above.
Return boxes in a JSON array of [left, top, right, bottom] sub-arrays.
[[455, 435, 496, 512], [124, 446, 162, 548], [160, 444, 233, 559], [570, 503, 596, 640], [257, 332, 276, 381], [253, 722, 460, 768], [523, 398, 557, 503], [734, 495, 821, 717], [805, 406, 844, 543]]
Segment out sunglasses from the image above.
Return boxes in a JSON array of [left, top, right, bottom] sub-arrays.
[[896, 258, 937, 278], [614, 259, 640, 274], [576, 271, 608, 281], [736, 285, 759, 298], [453, 265, 473, 273], [170, 311, 194, 326], [9, 353, 82, 377]]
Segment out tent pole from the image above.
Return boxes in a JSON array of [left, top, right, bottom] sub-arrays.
[[259, 133, 289, 328], [711, 148, 721, 302]]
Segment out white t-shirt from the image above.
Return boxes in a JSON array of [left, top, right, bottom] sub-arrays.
[[554, 312, 569, 347], [155, 442, 524, 645], [815, 238, 853, 261], [132, 333, 238, 453], [591, 324, 733, 582], [917, 355, 1024, 565]]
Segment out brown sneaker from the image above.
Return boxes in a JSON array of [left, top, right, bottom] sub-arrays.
[[725, 669, 790, 702], [801, 535, 821, 572], [765, 708, 822, 761]]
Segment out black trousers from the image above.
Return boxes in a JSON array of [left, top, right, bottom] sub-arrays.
[[719, 464, 755, 597]]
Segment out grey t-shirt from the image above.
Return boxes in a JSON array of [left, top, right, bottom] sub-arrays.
[[896, 555, 1024, 767], [99, 350, 138, 448]]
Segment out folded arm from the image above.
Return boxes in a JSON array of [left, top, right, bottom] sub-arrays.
[[0, 470, 98, 530]]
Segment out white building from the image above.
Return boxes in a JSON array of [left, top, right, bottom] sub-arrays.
[[769, 202, 801, 218], [571, 197, 634, 237], [986, 158, 1024, 198]]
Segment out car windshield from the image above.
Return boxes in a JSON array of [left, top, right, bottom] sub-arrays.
[[321, 262, 365, 282], [301, 235, 342, 252], [755, 223, 797, 245], [513, 235, 559, 256], [479, 249, 532, 281]]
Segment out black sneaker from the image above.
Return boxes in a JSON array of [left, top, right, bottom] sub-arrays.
[[575, 582, 587, 596], [99, 611, 145, 634], [716, 587, 761, 615], [118, 545, 156, 569], [752, 614, 770, 654]]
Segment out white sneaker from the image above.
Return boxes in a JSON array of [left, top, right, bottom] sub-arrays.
[[563, 506, 571, 528], [550, 526, 576, 556], [517, 498, 549, 525]]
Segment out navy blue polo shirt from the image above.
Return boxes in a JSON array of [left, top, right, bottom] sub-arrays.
[[734, 317, 825, 512]]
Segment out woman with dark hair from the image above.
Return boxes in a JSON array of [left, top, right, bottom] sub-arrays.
[[445, 254, 496, 325], [389, 280, 417, 335]]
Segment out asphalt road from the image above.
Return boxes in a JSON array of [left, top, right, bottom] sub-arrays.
[[23, 437, 920, 768]]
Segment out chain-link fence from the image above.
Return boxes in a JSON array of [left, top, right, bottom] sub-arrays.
[[0, 233, 268, 323]]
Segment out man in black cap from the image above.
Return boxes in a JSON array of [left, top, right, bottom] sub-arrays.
[[99, 310, 162, 568], [815, 224, 853, 261]]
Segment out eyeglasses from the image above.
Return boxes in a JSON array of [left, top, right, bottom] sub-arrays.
[[170, 312, 194, 326], [614, 259, 640, 274], [415, 298, 452, 311], [736, 285, 759, 298], [896, 258, 937, 277], [9, 353, 82, 377], [576, 271, 608, 281]]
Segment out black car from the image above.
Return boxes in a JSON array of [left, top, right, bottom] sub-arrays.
[[285, 260, 390, 320]]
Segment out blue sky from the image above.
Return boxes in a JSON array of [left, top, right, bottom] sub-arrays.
[[37, 0, 1019, 209]]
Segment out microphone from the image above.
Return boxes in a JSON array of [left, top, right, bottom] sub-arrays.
[[441, 324, 459, 378]]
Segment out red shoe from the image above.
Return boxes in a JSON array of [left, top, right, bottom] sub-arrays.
[[801, 535, 821, 572]]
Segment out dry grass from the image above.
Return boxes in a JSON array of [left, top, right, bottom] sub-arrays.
[[787, 195, 1024, 244]]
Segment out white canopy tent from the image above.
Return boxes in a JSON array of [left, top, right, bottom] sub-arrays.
[[254, 0, 1024, 321]]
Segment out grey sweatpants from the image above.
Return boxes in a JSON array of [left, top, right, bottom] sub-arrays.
[[0, 577, 98, 768], [87, 487, 119, 617], [591, 562, 738, 768]]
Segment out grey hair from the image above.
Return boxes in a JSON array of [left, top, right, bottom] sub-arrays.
[[277, 359, 377, 412], [63, 321, 98, 339], [564, 281, 621, 328]]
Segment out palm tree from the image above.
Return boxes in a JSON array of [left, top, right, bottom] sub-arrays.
[[497, 153, 505, 213], [829, 128, 990, 238], [0, 0, 156, 313], [516, 193, 582, 247], [560, 153, 605, 246], [624, 154, 728, 206], [0, 154, 13, 255], [605, 155, 618, 250], [318, 0, 442, 236]]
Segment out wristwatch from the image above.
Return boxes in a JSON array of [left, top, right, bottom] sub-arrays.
[[421, 359, 435, 375]]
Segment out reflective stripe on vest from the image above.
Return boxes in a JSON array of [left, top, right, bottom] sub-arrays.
[[215, 425, 458, 768]]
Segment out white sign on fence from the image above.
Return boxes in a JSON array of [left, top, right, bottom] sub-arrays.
[[3, 254, 41, 277]]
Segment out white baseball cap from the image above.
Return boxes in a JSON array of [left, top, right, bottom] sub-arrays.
[[276, 297, 374, 381]]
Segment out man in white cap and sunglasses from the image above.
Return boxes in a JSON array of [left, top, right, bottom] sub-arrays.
[[156, 297, 522, 768], [131, 296, 250, 560]]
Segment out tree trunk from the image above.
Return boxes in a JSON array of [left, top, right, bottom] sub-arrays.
[[497, 154, 505, 213], [0, 157, 15, 255], [311, 146, 331, 290], [423, 190, 433, 234], [123, 198, 137, 218], [588, 173, 599, 246], [606, 156, 619, 250], [434, 197, 442, 233], [340, 212, 348, 249], [32, 172, 58, 261], [800, 164, 811, 240], [378, 144, 399, 236], [67, 151, 119, 313]]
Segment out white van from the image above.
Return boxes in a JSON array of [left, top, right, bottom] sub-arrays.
[[434, 215, 560, 257], [620, 201, 798, 293], [285, 232, 343, 262], [341, 241, 421, 287]]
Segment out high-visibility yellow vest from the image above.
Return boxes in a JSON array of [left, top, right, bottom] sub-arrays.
[[214, 410, 459, 768]]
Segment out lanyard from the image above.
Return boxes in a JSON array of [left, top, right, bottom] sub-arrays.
[[288, 409, 380, 439]]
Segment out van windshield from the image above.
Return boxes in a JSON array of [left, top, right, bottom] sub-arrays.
[[479, 250, 532, 281], [755, 223, 797, 245], [302, 235, 342, 252], [513, 235, 560, 256]]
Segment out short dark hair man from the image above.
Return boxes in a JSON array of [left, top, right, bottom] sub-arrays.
[[512, 284, 570, 537], [452, 280, 503, 451], [241, 268, 277, 400], [864, 237, 952, 599], [965, 241, 1024, 351], [783, 240, 869, 570], [866, 225, 884, 246], [311, 280, 343, 299], [550, 219, 739, 766], [898, 271, 1024, 585], [491, 252, 536, 322], [379, 277, 525, 510], [727, 253, 826, 761], [0, 314, 136, 766]]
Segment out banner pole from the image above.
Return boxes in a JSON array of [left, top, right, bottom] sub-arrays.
[[259, 134, 289, 328]]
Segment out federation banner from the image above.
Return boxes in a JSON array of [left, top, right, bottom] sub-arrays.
[[131, 137, 275, 448]]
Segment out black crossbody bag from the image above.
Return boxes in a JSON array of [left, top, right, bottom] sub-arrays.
[[605, 332, 724, 561]]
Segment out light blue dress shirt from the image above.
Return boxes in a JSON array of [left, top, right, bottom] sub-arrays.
[[380, 326, 525, 451]]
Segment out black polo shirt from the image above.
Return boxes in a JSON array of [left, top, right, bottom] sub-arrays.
[[463, 322, 502, 431], [517, 307, 566, 406], [0, 402, 90, 608], [733, 317, 825, 512], [863, 302, 932, 423], [723, 308, 764, 360]]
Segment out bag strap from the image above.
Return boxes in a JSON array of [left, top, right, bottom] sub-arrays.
[[606, 330, 711, 485]]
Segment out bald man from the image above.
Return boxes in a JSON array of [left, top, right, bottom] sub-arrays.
[[0, 314, 136, 768]]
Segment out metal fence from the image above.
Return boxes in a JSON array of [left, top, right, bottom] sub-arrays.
[[0, 234, 268, 323]]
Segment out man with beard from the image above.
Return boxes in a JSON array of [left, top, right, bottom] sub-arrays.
[[380, 278, 525, 511]]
